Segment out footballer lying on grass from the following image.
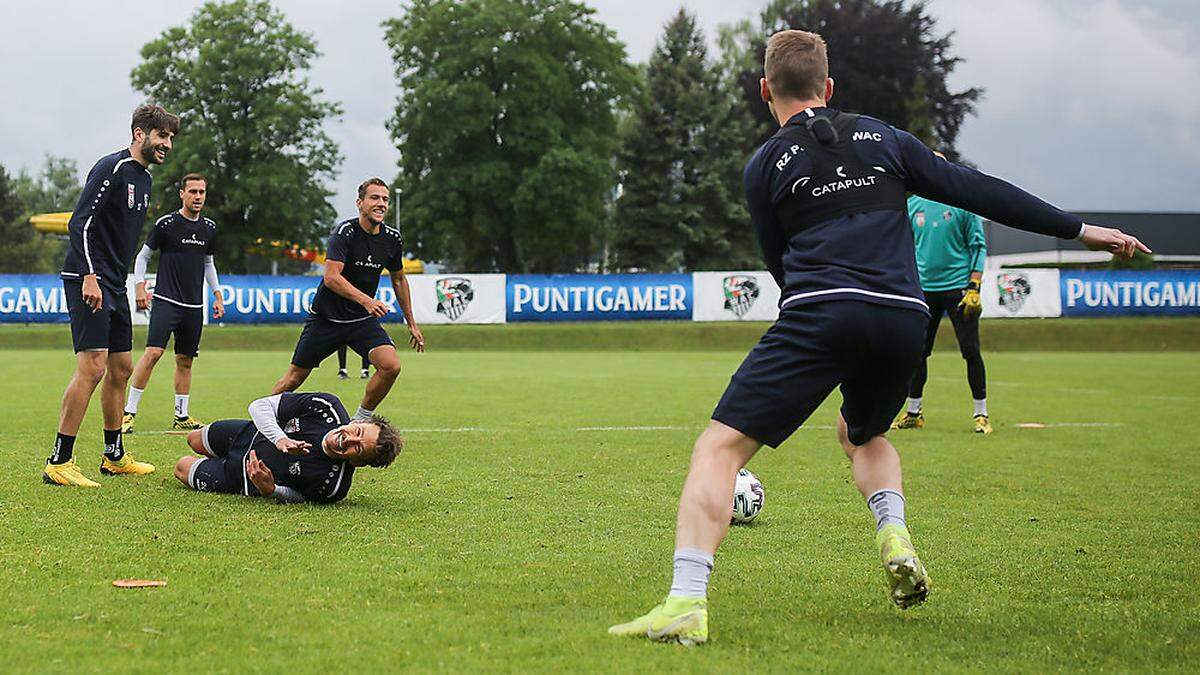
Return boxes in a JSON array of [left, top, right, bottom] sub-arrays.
[[173, 392, 402, 503]]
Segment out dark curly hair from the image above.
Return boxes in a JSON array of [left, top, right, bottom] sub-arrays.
[[366, 414, 403, 468]]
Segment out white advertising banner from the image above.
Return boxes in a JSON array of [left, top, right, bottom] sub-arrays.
[[980, 268, 1062, 318], [404, 274, 506, 324], [692, 271, 782, 322]]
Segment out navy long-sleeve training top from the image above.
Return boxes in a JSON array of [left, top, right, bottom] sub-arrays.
[[743, 107, 1082, 314]]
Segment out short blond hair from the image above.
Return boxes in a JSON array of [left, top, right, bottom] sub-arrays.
[[765, 30, 829, 101]]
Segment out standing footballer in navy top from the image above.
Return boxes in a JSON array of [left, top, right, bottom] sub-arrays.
[[122, 172, 225, 435], [610, 30, 1150, 644], [44, 104, 180, 488], [271, 177, 425, 421]]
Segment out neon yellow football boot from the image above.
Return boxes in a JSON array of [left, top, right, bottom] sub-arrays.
[[608, 595, 708, 645], [120, 413, 136, 434], [891, 411, 924, 430], [42, 459, 101, 488], [100, 453, 156, 476], [172, 416, 203, 431], [973, 415, 993, 435], [876, 523, 930, 609]]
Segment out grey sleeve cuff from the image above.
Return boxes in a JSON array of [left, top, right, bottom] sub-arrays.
[[272, 485, 305, 504]]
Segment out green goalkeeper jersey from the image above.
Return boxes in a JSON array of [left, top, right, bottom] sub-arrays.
[[907, 195, 987, 292]]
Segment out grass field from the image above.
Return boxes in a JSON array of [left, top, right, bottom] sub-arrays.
[[1, 339, 1197, 671]]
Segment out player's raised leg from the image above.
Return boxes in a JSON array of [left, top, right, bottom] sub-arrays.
[[124, 346, 165, 433], [357, 344, 401, 420], [272, 364, 313, 395], [99, 350, 154, 476], [609, 421, 759, 645]]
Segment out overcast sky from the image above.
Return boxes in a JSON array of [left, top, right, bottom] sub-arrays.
[[1, 0, 1197, 216]]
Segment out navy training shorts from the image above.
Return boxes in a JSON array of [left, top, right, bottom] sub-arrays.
[[146, 300, 204, 357], [712, 300, 927, 447], [63, 279, 133, 353], [290, 314, 394, 370], [188, 419, 256, 495]]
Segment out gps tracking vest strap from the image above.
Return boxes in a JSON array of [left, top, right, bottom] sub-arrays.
[[772, 111, 907, 237]]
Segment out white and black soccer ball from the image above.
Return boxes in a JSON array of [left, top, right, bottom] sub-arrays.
[[732, 468, 764, 523]]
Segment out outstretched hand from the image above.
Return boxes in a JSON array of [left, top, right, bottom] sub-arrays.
[[1080, 224, 1151, 259], [275, 438, 311, 455]]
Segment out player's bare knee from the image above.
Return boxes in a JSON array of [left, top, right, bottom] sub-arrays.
[[837, 417, 857, 457], [187, 428, 206, 455], [145, 347, 165, 364], [173, 457, 195, 485], [77, 359, 107, 387], [108, 361, 132, 382], [176, 355, 194, 370]]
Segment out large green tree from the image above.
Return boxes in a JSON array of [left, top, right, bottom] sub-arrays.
[[720, 0, 981, 159], [613, 9, 755, 272], [0, 157, 80, 273], [383, 0, 636, 273], [131, 0, 343, 273]]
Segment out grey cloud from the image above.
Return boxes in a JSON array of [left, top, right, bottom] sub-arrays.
[[1, 0, 1196, 220]]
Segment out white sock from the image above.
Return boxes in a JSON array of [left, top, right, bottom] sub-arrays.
[[974, 398, 988, 417], [125, 387, 144, 415], [906, 397, 922, 414], [669, 548, 714, 598], [867, 489, 906, 531], [354, 405, 375, 421], [175, 394, 190, 418]]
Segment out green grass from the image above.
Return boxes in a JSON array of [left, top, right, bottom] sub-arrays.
[[1, 346, 1197, 672], [2, 317, 1199, 352]]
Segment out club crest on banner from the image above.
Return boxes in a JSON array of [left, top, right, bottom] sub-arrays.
[[436, 277, 474, 321], [722, 275, 760, 318], [996, 272, 1032, 313]]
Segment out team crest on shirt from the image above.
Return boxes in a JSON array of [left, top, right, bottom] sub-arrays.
[[289, 462, 301, 476], [996, 272, 1032, 313], [915, 211, 925, 227], [943, 210, 953, 221], [284, 418, 300, 434], [722, 275, 761, 318], [435, 277, 474, 321], [127, 184, 135, 209]]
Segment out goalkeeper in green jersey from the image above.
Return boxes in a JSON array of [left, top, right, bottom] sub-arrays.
[[893, 191, 992, 434]]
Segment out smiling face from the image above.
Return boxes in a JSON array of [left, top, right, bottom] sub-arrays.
[[136, 127, 174, 165], [357, 183, 389, 226], [322, 422, 382, 467]]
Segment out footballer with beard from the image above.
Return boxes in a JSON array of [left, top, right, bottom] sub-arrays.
[[43, 104, 180, 487]]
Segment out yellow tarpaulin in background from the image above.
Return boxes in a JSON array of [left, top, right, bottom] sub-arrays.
[[27, 212, 424, 273]]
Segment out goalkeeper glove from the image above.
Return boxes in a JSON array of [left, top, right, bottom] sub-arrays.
[[959, 279, 982, 320]]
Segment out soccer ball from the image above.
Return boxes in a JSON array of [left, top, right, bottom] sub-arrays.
[[732, 468, 764, 523]]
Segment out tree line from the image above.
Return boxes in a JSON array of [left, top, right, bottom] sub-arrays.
[[0, 0, 978, 275]]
